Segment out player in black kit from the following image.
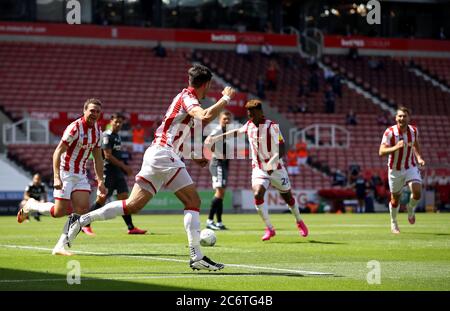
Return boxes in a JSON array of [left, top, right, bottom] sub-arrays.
[[205, 111, 233, 230], [20, 173, 47, 221], [82, 113, 147, 235]]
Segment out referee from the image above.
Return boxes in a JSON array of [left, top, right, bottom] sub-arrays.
[[205, 111, 233, 230], [83, 113, 147, 235]]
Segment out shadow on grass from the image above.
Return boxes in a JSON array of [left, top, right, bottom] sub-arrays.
[[86, 271, 315, 278], [308, 240, 347, 245], [271, 240, 346, 245], [0, 268, 336, 291], [0, 268, 195, 291], [401, 232, 450, 236]]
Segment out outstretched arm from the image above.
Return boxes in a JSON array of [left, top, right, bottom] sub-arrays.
[[188, 87, 235, 124], [205, 128, 243, 146]]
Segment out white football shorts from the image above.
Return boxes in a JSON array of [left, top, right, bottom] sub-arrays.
[[135, 145, 193, 195], [252, 166, 291, 193]]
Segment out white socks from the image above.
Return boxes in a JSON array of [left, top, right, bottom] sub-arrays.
[[389, 202, 399, 223], [79, 200, 125, 227], [408, 197, 419, 217], [288, 202, 302, 222], [255, 203, 273, 229], [53, 233, 68, 252], [184, 210, 203, 261], [27, 201, 54, 215]]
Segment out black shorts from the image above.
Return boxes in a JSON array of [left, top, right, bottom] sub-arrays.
[[105, 173, 129, 197], [209, 159, 229, 189]]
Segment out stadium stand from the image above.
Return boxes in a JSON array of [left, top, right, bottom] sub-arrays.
[[0, 42, 191, 118], [2, 43, 449, 191], [324, 55, 450, 115], [194, 50, 381, 114], [410, 57, 450, 86]]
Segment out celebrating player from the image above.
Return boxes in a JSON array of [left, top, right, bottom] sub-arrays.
[[379, 106, 425, 234], [63, 65, 235, 271], [82, 113, 147, 236], [17, 98, 107, 255], [206, 99, 308, 241]]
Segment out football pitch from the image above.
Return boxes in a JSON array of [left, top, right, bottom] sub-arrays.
[[0, 213, 449, 291]]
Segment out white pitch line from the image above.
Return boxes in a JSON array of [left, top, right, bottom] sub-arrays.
[[225, 263, 333, 275], [0, 244, 333, 276]]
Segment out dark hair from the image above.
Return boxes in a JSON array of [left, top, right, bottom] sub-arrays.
[[245, 99, 263, 111], [84, 98, 102, 111], [188, 65, 212, 88], [111, 113, 125, 120], [397, 106, 411, 116]]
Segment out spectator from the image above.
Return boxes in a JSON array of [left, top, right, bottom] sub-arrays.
[[266, 59, 279, 90], [288, 97, 307, 113], [296, 140, 308, 166], [332, 169, 347, 187], [287, 148, 300, 175], [368, 57, 383, 70], [283, 54, 298, 69], [332, 73, 342, 98], [236, 38, 251, 61], [345, 24, 352, 36], [323, 67, 335, 83], [264, 21, 274, 34], [439, 26, 446, 40], [132, 123, 145, 153], [256, 75, 266, 99], [352, 172, 368, 213], [307, 55, 317, 68], [298, 97, 308, 113], [346, 110, 358, 125], [190, 11, 204, 29], [324, 84, 335, 113], [153, 41, 167, 58], [260, 41, 273, 58], [348, 164, 361, 185], [20, 173, 47, 222], [308, 69, 320, 93], [377, 112, 390, 126], [348, 46, 359, 60], [350, 164, 360, 173], [298, 80, 308, 97]]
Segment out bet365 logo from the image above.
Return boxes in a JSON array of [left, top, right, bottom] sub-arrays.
[[366, 0, 381, 25], [66, 0, 81, 25]]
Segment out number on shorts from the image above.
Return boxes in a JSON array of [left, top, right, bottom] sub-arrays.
[[281, 178, 288, 186]]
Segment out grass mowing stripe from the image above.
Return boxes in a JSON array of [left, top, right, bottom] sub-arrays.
[[0, 244, 333, 276]]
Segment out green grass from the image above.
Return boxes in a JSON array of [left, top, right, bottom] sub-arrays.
[[0, 213, 449, 291]]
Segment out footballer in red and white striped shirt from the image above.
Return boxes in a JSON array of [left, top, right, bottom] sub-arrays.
[[61, 65, 235, 271], [17, 98, 107, 256], [379, 106, 425, 234], [206, 99, 309, 241]]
